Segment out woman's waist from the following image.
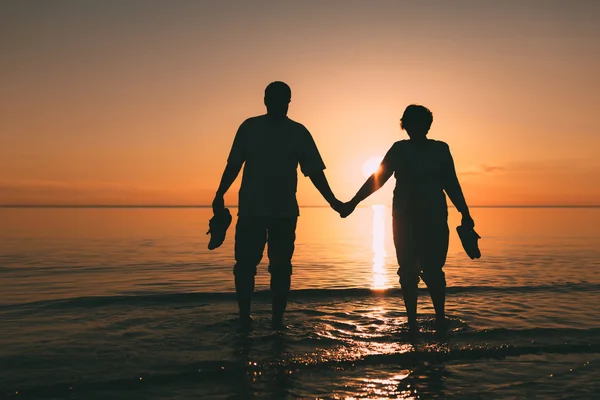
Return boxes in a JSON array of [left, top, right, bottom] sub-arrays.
[[392, 190, 448, 215]]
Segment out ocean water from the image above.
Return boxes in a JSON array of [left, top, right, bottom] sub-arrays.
[[1, 206, 600, 399]]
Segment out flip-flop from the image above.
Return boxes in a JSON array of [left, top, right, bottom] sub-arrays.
[[206, 208, 232, 250], [456, 225, 481, 259]]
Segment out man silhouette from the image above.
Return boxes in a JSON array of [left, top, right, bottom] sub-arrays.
[[212, 81, 342, 328], [339, 105, 475, 332]]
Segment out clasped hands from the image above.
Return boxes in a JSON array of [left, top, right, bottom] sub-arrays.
[[330, 199, 358, 218]]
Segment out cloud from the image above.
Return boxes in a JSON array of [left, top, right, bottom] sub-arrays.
[[459, 164, 504, 176], [481, 165, 504, 173], [460, 159, 600, 206]]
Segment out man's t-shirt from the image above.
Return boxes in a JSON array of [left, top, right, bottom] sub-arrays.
[[227, 115, 326, 218], [380, 139, 455, 222]]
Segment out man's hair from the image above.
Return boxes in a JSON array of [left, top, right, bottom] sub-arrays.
[[400, 104, 433, 132], [265, 81, 291, 102]]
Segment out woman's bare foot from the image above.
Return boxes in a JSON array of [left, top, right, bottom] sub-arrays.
[[239, 314, 254, 330], [435, 316, 448, 333]]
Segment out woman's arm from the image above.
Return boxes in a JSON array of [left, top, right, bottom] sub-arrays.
[[442, 144, 474, 227], [351, 168, 393, 205], [340, 149, 395, 217]]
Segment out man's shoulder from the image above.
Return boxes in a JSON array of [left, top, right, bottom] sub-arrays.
[[236, 115, 269, 136], [241, 115, 266, 126], [285, 117, 309, 132], [241, 115, 307, 130]]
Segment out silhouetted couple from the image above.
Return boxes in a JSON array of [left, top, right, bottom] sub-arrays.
[[212, 81, 475, 331]]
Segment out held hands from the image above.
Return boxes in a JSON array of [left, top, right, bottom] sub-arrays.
[[329, 198, 356, 218], [331, 199, 357, 218], [338, 201, 357, 218], [329, 198, 344, 215]]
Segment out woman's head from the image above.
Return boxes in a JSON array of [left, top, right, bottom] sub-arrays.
[[400, 105, 433, 139]]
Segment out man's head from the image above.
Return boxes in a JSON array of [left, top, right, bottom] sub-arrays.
[[264, 81, 291, 117], [400, 105, 433, 139]]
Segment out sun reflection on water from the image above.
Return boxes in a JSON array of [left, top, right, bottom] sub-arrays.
[[371, 205, 390, 291]]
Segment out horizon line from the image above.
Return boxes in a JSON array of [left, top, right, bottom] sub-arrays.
[[1, 204, 599, 209]]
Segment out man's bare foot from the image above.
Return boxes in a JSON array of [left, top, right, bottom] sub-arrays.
[[271, 315, 285, 330], [407, 318, 419, 333]]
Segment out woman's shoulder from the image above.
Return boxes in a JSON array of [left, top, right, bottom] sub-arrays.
[[427, 139, 451, 154], [428, 139, 449, 147], [392, 139, 449, 150], [390, 140, 409, 149]]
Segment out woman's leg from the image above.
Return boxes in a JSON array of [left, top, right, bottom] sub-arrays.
[[420, 221, 449, 329], [394, 217, 419, 329], [399, 272, 419, 328], [421, 271, 446, 325]]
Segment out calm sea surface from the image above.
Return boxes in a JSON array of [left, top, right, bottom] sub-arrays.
[[1, 207, 600, 399]]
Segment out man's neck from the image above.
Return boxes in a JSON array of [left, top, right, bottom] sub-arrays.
[[266, 112, 287, 120]]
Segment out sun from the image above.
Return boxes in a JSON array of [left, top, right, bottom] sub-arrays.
[[361, 156, 384, 178]]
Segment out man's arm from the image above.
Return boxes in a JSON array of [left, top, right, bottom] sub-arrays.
[[213, 121, 247, 213], [297, 127, 342, 211], [213, 162, 243, 212], [308, 170, 342, 210]]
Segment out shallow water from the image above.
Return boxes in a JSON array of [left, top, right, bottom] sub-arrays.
[[1, 207, 600, 399]]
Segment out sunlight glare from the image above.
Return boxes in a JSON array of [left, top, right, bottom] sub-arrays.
[[361, 156, 384, 178]]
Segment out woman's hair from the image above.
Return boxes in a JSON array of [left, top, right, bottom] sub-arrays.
[[400, 104, 433, 133]]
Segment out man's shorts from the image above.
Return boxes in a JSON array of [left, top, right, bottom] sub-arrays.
[[233, 216, 298, 277]]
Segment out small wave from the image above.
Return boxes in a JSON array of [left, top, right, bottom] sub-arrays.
[[5, 338, 600, 398], [2, 282, 599, 310]]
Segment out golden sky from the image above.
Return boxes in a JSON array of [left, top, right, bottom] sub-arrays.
[[1, 1, 599, 206]]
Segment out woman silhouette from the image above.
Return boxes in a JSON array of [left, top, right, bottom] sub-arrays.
[[340, 105, 475, 331]]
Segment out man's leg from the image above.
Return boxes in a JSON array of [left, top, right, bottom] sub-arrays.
[[234, 273, 254, 323], [266, 217, 297, 328], [234, 217, 267, 324]]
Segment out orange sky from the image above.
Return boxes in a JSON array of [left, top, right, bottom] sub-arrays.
[[1, 1, 599, 206]]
